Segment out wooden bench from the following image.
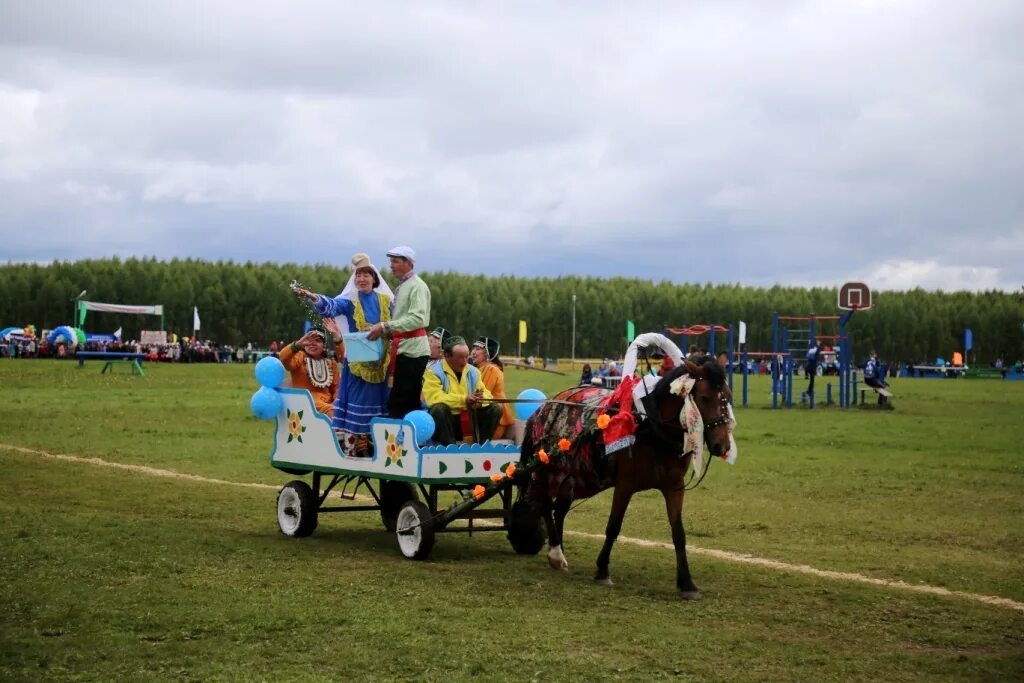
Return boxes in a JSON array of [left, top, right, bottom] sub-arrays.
[[76, 351, 147, 377], [860, 385, 892, 405]]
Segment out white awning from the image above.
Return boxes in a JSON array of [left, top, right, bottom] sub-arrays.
[[81, 301, 163, 316]]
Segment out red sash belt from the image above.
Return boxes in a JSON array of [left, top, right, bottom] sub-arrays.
[[460, 411, 473, 442], [388, 328, 428, 380]]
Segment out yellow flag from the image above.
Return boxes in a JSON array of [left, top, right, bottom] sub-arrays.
[[518, 320, 527, 344]]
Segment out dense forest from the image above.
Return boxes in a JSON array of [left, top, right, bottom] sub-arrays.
[[1, 258, 1021, 363]]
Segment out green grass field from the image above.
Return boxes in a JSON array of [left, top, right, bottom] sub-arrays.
[[1, 360, 1022, 681]]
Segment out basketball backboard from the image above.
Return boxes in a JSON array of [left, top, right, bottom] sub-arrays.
[[838, 282, 872, 310]]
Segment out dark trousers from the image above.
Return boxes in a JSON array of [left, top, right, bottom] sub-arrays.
[[428, 403, 502, 445], [388, 354, 429, 418]]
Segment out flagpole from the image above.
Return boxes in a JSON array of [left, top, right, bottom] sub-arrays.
[[72, 290, 87, 325], [571, 294, 576, 369]]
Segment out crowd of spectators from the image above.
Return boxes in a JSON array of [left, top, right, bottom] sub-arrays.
[[1, 337, 299, 364]]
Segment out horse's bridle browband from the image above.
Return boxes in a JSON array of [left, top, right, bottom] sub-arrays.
[[692, 377, 732, 431]]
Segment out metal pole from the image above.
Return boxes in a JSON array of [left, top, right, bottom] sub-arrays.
[[571, 294, 576, 368], [771, 313, 779, 409], [742, 349, 749, 407]]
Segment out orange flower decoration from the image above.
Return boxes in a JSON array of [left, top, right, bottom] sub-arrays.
[[472, 485, 486, 499], [596, 414, 611, 430], [537, 448, 550, 464], [505, 463, 517, 478], [489, 473, 504, 483], [558, 438, 572, 452]]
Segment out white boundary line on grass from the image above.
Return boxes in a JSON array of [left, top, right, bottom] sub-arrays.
[[3, 442, 1022, 613], [0, 443, 279, 490], [563, 529, 1024, 612]]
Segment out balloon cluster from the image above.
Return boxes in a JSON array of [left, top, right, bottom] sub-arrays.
[[250, 356, 286, 419]]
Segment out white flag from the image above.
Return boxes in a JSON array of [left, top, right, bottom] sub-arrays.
[[193, 306, 201, 331], [113, 327, 122, 339], [738, 321, 747, 345]]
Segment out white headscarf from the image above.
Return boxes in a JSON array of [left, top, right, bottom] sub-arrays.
[[333, 254, 395, 334]]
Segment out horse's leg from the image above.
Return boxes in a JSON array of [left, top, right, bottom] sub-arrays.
[[546, 496, 571, 571], [664, 487, 701, 600], [594, 485, 633, 586]]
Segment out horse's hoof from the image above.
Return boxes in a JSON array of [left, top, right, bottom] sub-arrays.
[[547, 547, 569, 571], [679, 590, 702, 601], [595, 577, 613, 587]]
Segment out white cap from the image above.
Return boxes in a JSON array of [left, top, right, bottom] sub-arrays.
[[386, 245, 416, 263]]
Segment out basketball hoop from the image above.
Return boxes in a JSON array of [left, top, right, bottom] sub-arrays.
[[839, 282, 871, 311]]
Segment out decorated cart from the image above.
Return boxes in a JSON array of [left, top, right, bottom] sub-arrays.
[[269, 388, 545, 560]]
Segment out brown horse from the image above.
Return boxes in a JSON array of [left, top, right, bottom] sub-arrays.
[[518, 358, 733, 599]]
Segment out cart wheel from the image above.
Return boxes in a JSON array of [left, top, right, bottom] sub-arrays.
[[277, 480, 318, 537], [395, 500, 435, 560], [507, 499, 545, 555], [380, 481, 417, 532]]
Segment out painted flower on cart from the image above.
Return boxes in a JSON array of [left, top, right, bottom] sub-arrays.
[[383, 429, 406, 467], [286, 409, 306, 443]]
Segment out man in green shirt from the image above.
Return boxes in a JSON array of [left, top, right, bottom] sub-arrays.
[[366, 245, 431, 418]]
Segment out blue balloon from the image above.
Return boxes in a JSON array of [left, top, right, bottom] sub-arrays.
[[515, 388, 546, 420], [250, 387, 283, 420], [255, 356, 286, 388], [404, 409, 435, 444]]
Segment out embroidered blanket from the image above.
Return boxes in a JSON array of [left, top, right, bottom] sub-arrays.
[[526, 386, 613, 500]]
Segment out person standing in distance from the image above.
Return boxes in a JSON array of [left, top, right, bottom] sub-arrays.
[[805, 338, 820, 398], [366, 246, 431, 418]]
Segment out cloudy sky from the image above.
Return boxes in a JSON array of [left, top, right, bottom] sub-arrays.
[[1, 1, 1021, 291]]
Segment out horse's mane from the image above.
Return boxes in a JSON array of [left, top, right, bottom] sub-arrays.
[[652, 357, 726, 399], [701, 358, 727, 389], [652, 366, 689, 401]]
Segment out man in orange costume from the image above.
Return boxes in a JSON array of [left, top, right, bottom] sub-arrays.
[[278, 329, 342, 417]]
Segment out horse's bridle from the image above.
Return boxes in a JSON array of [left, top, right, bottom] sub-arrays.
[[700, 381, 732, 431], [640, 377, 730, 450]]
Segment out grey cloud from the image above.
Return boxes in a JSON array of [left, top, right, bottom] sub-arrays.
[[1, 1, 1022, 290]]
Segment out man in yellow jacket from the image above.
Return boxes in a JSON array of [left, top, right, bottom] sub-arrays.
[[422, 336, 502, 444]]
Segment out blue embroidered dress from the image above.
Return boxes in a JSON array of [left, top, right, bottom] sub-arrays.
[[313, 291, 392, 450]]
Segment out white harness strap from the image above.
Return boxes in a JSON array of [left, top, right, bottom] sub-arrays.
[[622, 332, 684, 378]]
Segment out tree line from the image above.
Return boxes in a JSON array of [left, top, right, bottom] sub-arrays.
[[1, 258, 1021, 364]]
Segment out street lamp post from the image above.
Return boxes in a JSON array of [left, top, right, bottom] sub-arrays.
[[571, 294, 576, 369]]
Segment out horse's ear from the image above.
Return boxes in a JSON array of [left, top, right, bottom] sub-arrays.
[[684, 359, 702, 377]]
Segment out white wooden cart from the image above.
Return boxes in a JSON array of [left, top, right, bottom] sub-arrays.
[[270, 388, 544, 559]]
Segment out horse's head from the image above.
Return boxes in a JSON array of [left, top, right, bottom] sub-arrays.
[[654, 358, 732, 458]]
